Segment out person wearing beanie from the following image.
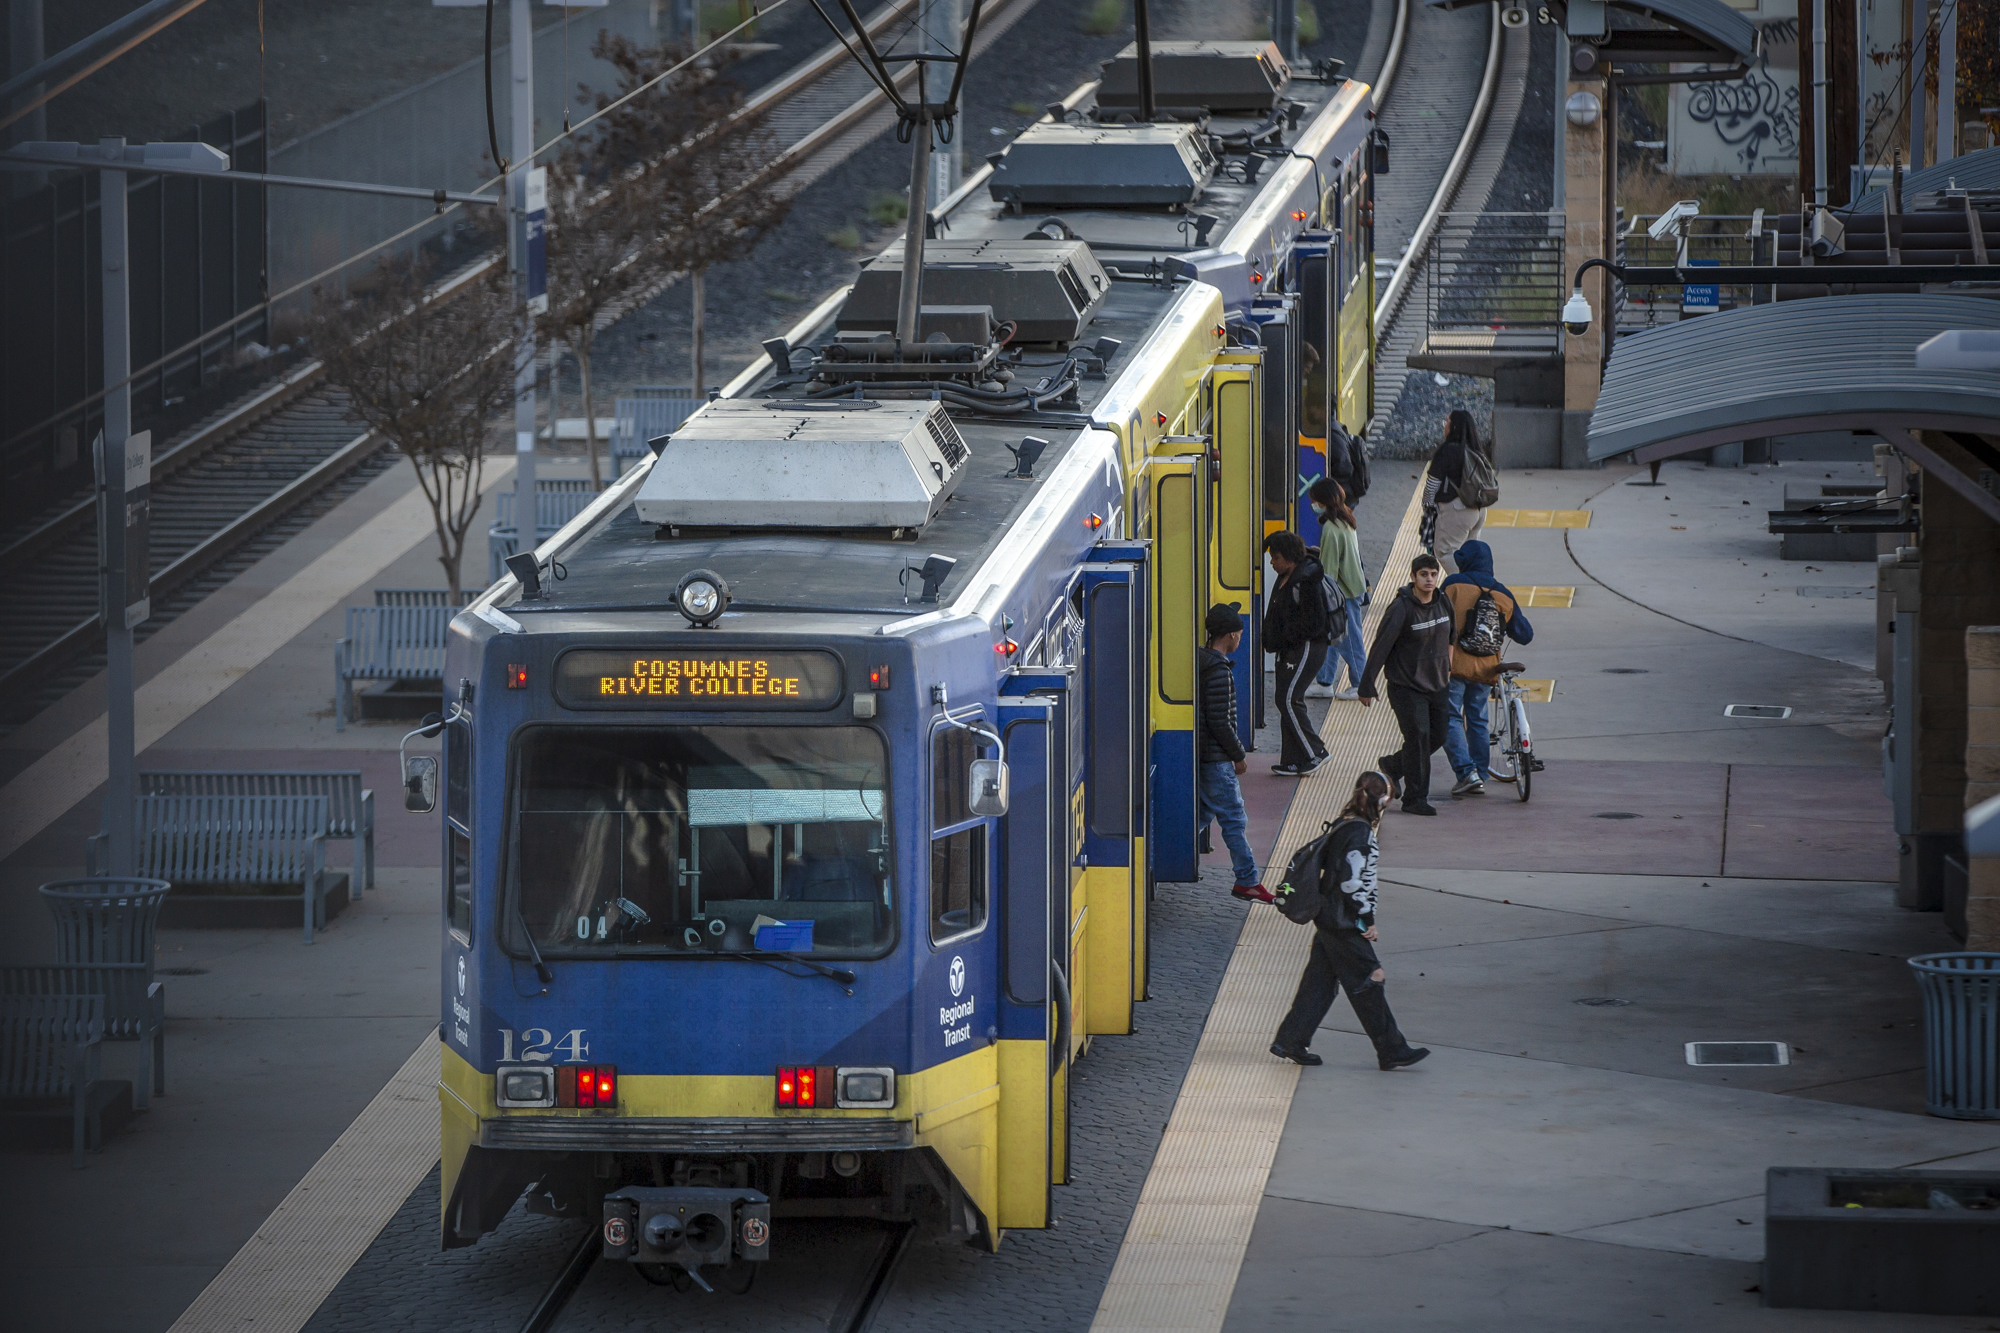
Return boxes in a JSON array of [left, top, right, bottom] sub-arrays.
[[1199, 603, 1269, 903]]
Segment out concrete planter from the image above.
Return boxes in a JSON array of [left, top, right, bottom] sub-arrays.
[[1766, 1167, 2000, 1315]]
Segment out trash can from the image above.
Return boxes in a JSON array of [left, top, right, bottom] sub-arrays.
[[39, 878, 171, 968], [1909, 953, 2000, 1120]]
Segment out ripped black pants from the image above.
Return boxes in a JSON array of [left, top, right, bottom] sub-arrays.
[[1274, 926, 1412, 1059]]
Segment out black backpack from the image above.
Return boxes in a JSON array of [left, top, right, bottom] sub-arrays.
[[1456, 588, 1506, 657], [1332, 423, 1370, 502], [1319, 569, 1349, 641], [1272, 818, 1365, 927]]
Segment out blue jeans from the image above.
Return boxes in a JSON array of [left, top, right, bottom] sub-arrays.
[[1443, 678, 1490, 780], [1198, 761, 1258, 886], [1315, 594, 1368, 687]]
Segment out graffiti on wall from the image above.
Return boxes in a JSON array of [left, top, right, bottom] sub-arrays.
[[1669, 19, 1801, 176]]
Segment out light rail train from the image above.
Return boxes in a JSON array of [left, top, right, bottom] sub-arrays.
[[419, 30, 1384, 1285]]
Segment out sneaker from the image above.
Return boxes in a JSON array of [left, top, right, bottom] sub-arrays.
[[1333, 687, 1360, 700], [1401, 800, 1438, 816], [1231, 884, 1276, 904], [1450, 775, 1483, 797], [1306, 753, 1329, 772], [1271, 762, 1312, 776], [1303, 681, 1336, 698], [1270, 1042, 1324, 1067], [1379, 1047, 1431, 1071], [1377, 759, 1402, 800]]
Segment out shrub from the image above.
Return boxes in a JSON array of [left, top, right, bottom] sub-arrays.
[[1080, 0, 1122, 36]]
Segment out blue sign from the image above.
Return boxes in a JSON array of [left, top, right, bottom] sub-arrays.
[[1682, 258, 1718, 315]]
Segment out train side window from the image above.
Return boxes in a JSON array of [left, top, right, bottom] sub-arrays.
[[446, 713, 471, 828], [931, 724, 990, 942], [449, 826, 472, 939]]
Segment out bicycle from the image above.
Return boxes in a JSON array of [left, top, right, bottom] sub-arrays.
[[1487, 665, 1541, 802]]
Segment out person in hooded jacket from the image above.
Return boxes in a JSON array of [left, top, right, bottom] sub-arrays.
[[1439, 539, 1534, 795], [1357, 553, 1454, 815], [1262, 530, 1333, 775], [1270, 770, 1430, 1070], [1197, 603, 1269, 901]]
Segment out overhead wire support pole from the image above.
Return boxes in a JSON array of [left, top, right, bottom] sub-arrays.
[[0, 150, 500, 205], [99, 136, 137, 880], [897, 63, 932, 345], [509, 0, 538, 503], [1134, 0, 1156, 121]]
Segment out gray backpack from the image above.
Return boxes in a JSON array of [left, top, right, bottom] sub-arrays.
[[1459, 445, 1500, 509]]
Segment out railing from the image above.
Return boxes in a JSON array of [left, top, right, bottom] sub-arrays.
[[1615, 214, 1778, 333], [1423, 211, 1566, 338]]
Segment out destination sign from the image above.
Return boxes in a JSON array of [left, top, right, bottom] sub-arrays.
[[554, 650, 844, 710]]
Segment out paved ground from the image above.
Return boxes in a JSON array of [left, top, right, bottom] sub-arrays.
[[1220, 460, 1996, 1331]]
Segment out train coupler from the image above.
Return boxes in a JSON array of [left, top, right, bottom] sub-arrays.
[[600, 1186, 772, 1285]]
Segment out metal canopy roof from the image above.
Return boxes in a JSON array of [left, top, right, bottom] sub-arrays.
[[1851, 145, 2000, 213], [1586, 294, 2000, 522], [1427, 0, 1754, 57]]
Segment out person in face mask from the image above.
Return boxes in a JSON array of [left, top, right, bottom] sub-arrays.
[[1303, 477, 1368, 701]]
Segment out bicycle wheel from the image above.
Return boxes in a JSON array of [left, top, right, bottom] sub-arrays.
[[1512, 697, 1532, 802]]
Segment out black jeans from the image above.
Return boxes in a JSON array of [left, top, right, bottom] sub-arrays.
[[1383, 682, 1450, 804], [1274, 641, 1330, 767], [1274, 927, 1411, 1059]]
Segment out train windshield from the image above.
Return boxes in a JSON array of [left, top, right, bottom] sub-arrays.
[[507, 726, 893, 958]]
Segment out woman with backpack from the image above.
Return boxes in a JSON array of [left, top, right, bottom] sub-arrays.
[[1269, 771, 1430, 1070], [1421, 409, 1499, 570], [1261, 530, 1333, 776], [1304, 477, 1368, 701]]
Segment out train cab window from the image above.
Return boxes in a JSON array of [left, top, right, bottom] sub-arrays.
[[505, 726, 893, 959], [930, 725, 990, 943], [446, 713, 472, 938], [449, 826, 473, 938]]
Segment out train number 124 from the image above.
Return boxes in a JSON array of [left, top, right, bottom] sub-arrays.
[[499, 1028, 590, 1062]]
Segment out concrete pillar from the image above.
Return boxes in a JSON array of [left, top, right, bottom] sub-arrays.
[[1967, 631, 2000, 949], [1560, 74, 1606, 469]]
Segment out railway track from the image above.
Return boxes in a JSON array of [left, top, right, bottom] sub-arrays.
[[0, 0, 1013, 737]]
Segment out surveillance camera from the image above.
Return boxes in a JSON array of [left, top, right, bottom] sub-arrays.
[[1646, 199, 1701, 240], [1502, 4, 1529, 27], [1562, 287, 1593, 336]]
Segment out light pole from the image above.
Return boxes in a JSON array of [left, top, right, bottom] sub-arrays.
[[509, 0, 539, 502]]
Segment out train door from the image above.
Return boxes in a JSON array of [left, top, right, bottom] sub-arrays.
[[1335, 158, 1375, 431], [1295, 232, 1335, 467], [1149, 456, 1207, 888], [1080, 559, 1145, 1033], [1211, 354, 1261, 753], [1254, 298, 1299, 541], [995, 690, 1059, 1229]]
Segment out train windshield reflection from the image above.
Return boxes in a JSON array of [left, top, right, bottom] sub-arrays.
[[507, 726, 893, 958]]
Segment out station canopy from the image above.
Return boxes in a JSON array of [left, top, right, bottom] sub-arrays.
[[1427, 0, 1754, 61], [1586, 294, 2000, 521]]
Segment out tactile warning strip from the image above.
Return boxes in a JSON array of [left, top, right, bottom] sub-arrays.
[[1481, 507, 1592, 529], [166, 1039, 439, 1333], [1089, 481, 1428, 1333]]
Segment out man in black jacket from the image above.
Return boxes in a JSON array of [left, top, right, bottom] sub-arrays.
[[1199, 604, 1268, 901], [1262, 530, 1332, 776], [1357, 553, 1453, 815]]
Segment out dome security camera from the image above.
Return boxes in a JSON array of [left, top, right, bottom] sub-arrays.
[[1562, 287, 1593, 336]]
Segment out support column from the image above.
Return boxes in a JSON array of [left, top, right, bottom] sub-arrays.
[[510, 0, 538, 505], [1560, 71, 1605, 468], [100, 140, 135, 877], [1967, 628, 2000, 949]]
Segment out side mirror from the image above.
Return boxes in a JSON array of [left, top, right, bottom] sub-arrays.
[[403, 753, 438, 814], [968, 758, 1010, 817]]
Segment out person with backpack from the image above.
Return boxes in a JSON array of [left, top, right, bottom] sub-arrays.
[[1198, 603, 1271, 903], [1420, 409, 1499, 569], [1439, 539, 1534, 796], [1303, 477, 1368, 701], [1356, 553, 1454, 815], [1262, 530, 1333, 776], [1320, 419, 1372, 513], [1268, 770, 1431, 1070]]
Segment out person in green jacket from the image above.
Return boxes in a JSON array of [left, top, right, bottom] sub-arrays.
[[1305, 478, 1368, 701]]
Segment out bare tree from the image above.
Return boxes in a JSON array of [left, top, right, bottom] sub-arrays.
[[536, 154, 661, 489], [309, 256, 514, 598], [588, 34, 794, 394]]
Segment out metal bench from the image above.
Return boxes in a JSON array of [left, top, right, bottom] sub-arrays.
[[127, 793, 335, 943], [135, 772, 375, 890], [334, 604, 452, 730], [611, 387, 699, 475], [0, 994, 105, 1168], [373, 588, 479, 607], [38, 879, 171, 968], [0, 966, 163, 1109], [486, 480, 598, 584]]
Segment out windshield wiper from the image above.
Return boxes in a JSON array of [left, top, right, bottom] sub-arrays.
[[716, 950, 856, 994]]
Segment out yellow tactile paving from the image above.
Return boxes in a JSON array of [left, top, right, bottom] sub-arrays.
[[1482, 507, 1592, 529], [1516, 585, 1575, 607], [1089, 479, 1426, 1333]]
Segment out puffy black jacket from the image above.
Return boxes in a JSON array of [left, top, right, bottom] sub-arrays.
[[1262, 557, 1331, 658], [1197, 646, 1246, 763]]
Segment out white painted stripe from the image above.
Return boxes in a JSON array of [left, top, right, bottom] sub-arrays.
[[0, 459, 514, 866], [1090, 479, 1427, 1333], [166, 1038, 440, 1333]]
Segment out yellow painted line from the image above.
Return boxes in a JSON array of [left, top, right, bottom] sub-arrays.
[[1517, 585, 1575, 608], [0, 460, 516, 866], [1483, 508, 1591, 529], [1089, 479, 1426, 1333], [167, 1038, 439, 1333], [1515, 679, 1556, 703]]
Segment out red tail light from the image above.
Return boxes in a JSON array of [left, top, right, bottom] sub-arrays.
[[506, 664, 529, 689], [777, 1066, 798, 1106], [797, 1067, 816, 1106], [577, 1067, 597, 1106], [775, 1064, 839, 1107], [595, 1067, 615, 1103], [558, 1064, 616, 1108]]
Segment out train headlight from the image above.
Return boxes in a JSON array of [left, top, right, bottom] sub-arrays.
[[676, 568, 729, 627], [836, 1066, 897, 1109], [495, 1065, 557, 1108]]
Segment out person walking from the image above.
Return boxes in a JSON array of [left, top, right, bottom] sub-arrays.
[[1262, 530, 1332, 776], [1270, 770, 1430, 1069], [1356, 553, 1453, 815], [1439, 539, 1534, 796], [1420, 409, 1498, 569], [1198, 604, 1271, 903], [1303, 477, 1368, 701]]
